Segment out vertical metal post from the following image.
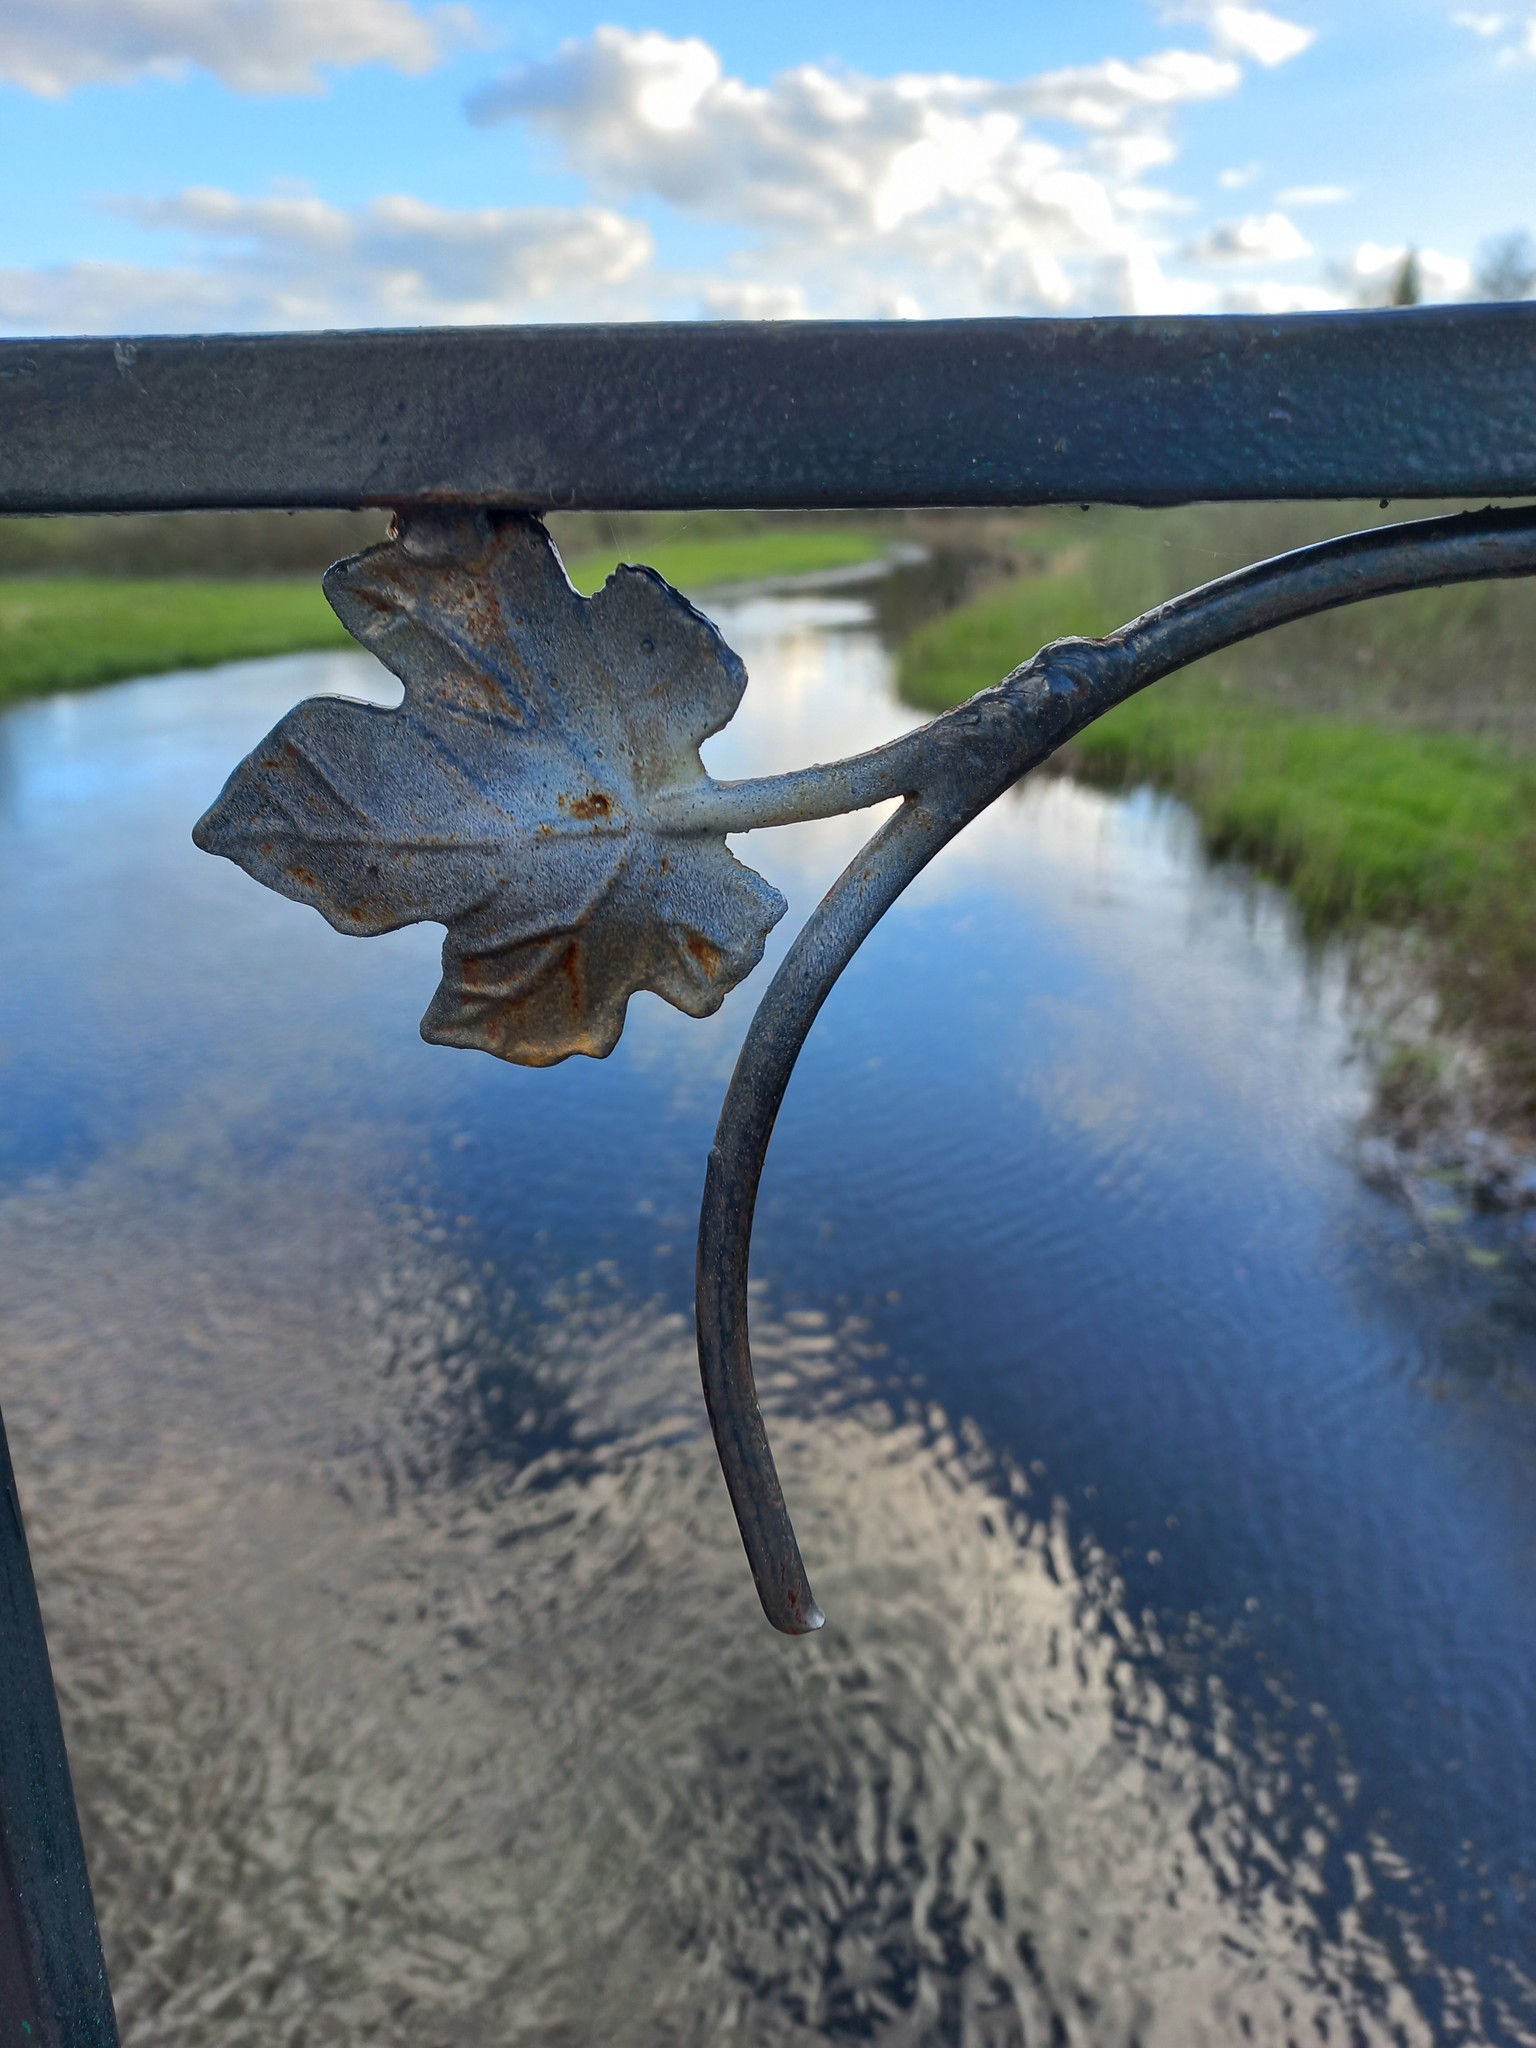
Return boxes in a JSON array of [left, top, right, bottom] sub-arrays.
[[0, 1408, 118, 2044]]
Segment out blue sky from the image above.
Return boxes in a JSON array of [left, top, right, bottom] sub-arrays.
[[1, 0, 1532, 331]]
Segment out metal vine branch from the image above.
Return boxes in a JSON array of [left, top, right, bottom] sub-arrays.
[[196, 503, 1536, 1634]]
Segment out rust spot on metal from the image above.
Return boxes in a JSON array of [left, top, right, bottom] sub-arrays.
[[195, 506, 782, 1092], [191, 499, 1536, 1642], [562, 790, 613, 822], [465, 588, 505, 655], [561, 939, 583, 1008], [473, 675, 509, 711]]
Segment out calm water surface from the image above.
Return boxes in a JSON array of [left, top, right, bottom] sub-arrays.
[[1, 582, 1534, 2045]]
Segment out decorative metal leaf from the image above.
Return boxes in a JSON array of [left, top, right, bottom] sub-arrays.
[[189, 503, 1536, 1635], [194, 511, 786, 1065]]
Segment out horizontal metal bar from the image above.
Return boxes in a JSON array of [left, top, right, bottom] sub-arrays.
[[2, 309, 1535, 516]]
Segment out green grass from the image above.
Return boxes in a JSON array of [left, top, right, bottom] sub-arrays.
[[1069, 676, 1536, 929], [908, 586, 1536, 931], [899, 561, 1106, 715], [561, 525, 889, 596], [0, 529, 893, 709], [1061, 677, 1536, 1117], [8, 509, 1536, 1121], [896, 518, 1536, 1122], [896, 519, 1536, 932], [0, 579, 350, 707], [906, 500, 1536, 731]]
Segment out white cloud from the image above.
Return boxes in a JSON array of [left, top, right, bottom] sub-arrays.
[[1209, 5, 1315, 63], [1352, 241, 1473, 299], [0, 0, 479, 97], [1276, 183, 1350, 206], [465, 26, 1320, 318], [0, 14, 1364, 332], [1450, 6, 1536, 57], [1218, 162, 1262, 188], [469, 31, 1245, 228], [0, 188, 654, 333], [0, 262, 236, 334], [1216, 279, 1339, 311], [1185, 210, 1311, 262], [1161, 3, 1316, 65], [700, 280, 809, 321]]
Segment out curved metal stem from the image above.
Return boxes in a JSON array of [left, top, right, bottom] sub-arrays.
[[699, 504, 1536, 1632], [665, 506, 1536, 838], [696, 799, 996, 1633], [652, 735, 930, 833]]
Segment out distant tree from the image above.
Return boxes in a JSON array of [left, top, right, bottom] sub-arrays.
[[1475, 230, 1536, 302], [1390, 249, 1421, 306]]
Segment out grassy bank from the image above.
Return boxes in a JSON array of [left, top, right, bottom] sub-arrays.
[[8, 504, 1536, 1128], [562, 524, 889, 596], [1071, 678, 1536, 929], [897, 505, 1536, 927], [0, 525, 893, 709], [901, 501, 1536, 735], [0, 580, 351, 707], [898, 507, 1536, 1127]]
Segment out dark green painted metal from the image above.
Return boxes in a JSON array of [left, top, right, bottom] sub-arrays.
[[2, 307, 1536, 515], [696, 505, 1536, 1630], [0, 1411, 119, 2046], [5, 307, 1536, 2020]]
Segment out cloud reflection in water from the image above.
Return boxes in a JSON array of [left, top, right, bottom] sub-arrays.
[[0, 1125, 1481, 2046]]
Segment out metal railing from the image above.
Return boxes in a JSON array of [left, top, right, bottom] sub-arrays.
[[4, 307, 1536, 2044]]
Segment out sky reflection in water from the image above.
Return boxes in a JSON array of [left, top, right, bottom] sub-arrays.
[[0, 585, 1533, 2044]]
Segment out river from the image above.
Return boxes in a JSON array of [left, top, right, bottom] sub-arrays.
[[1, 571, 1533, 2045]]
